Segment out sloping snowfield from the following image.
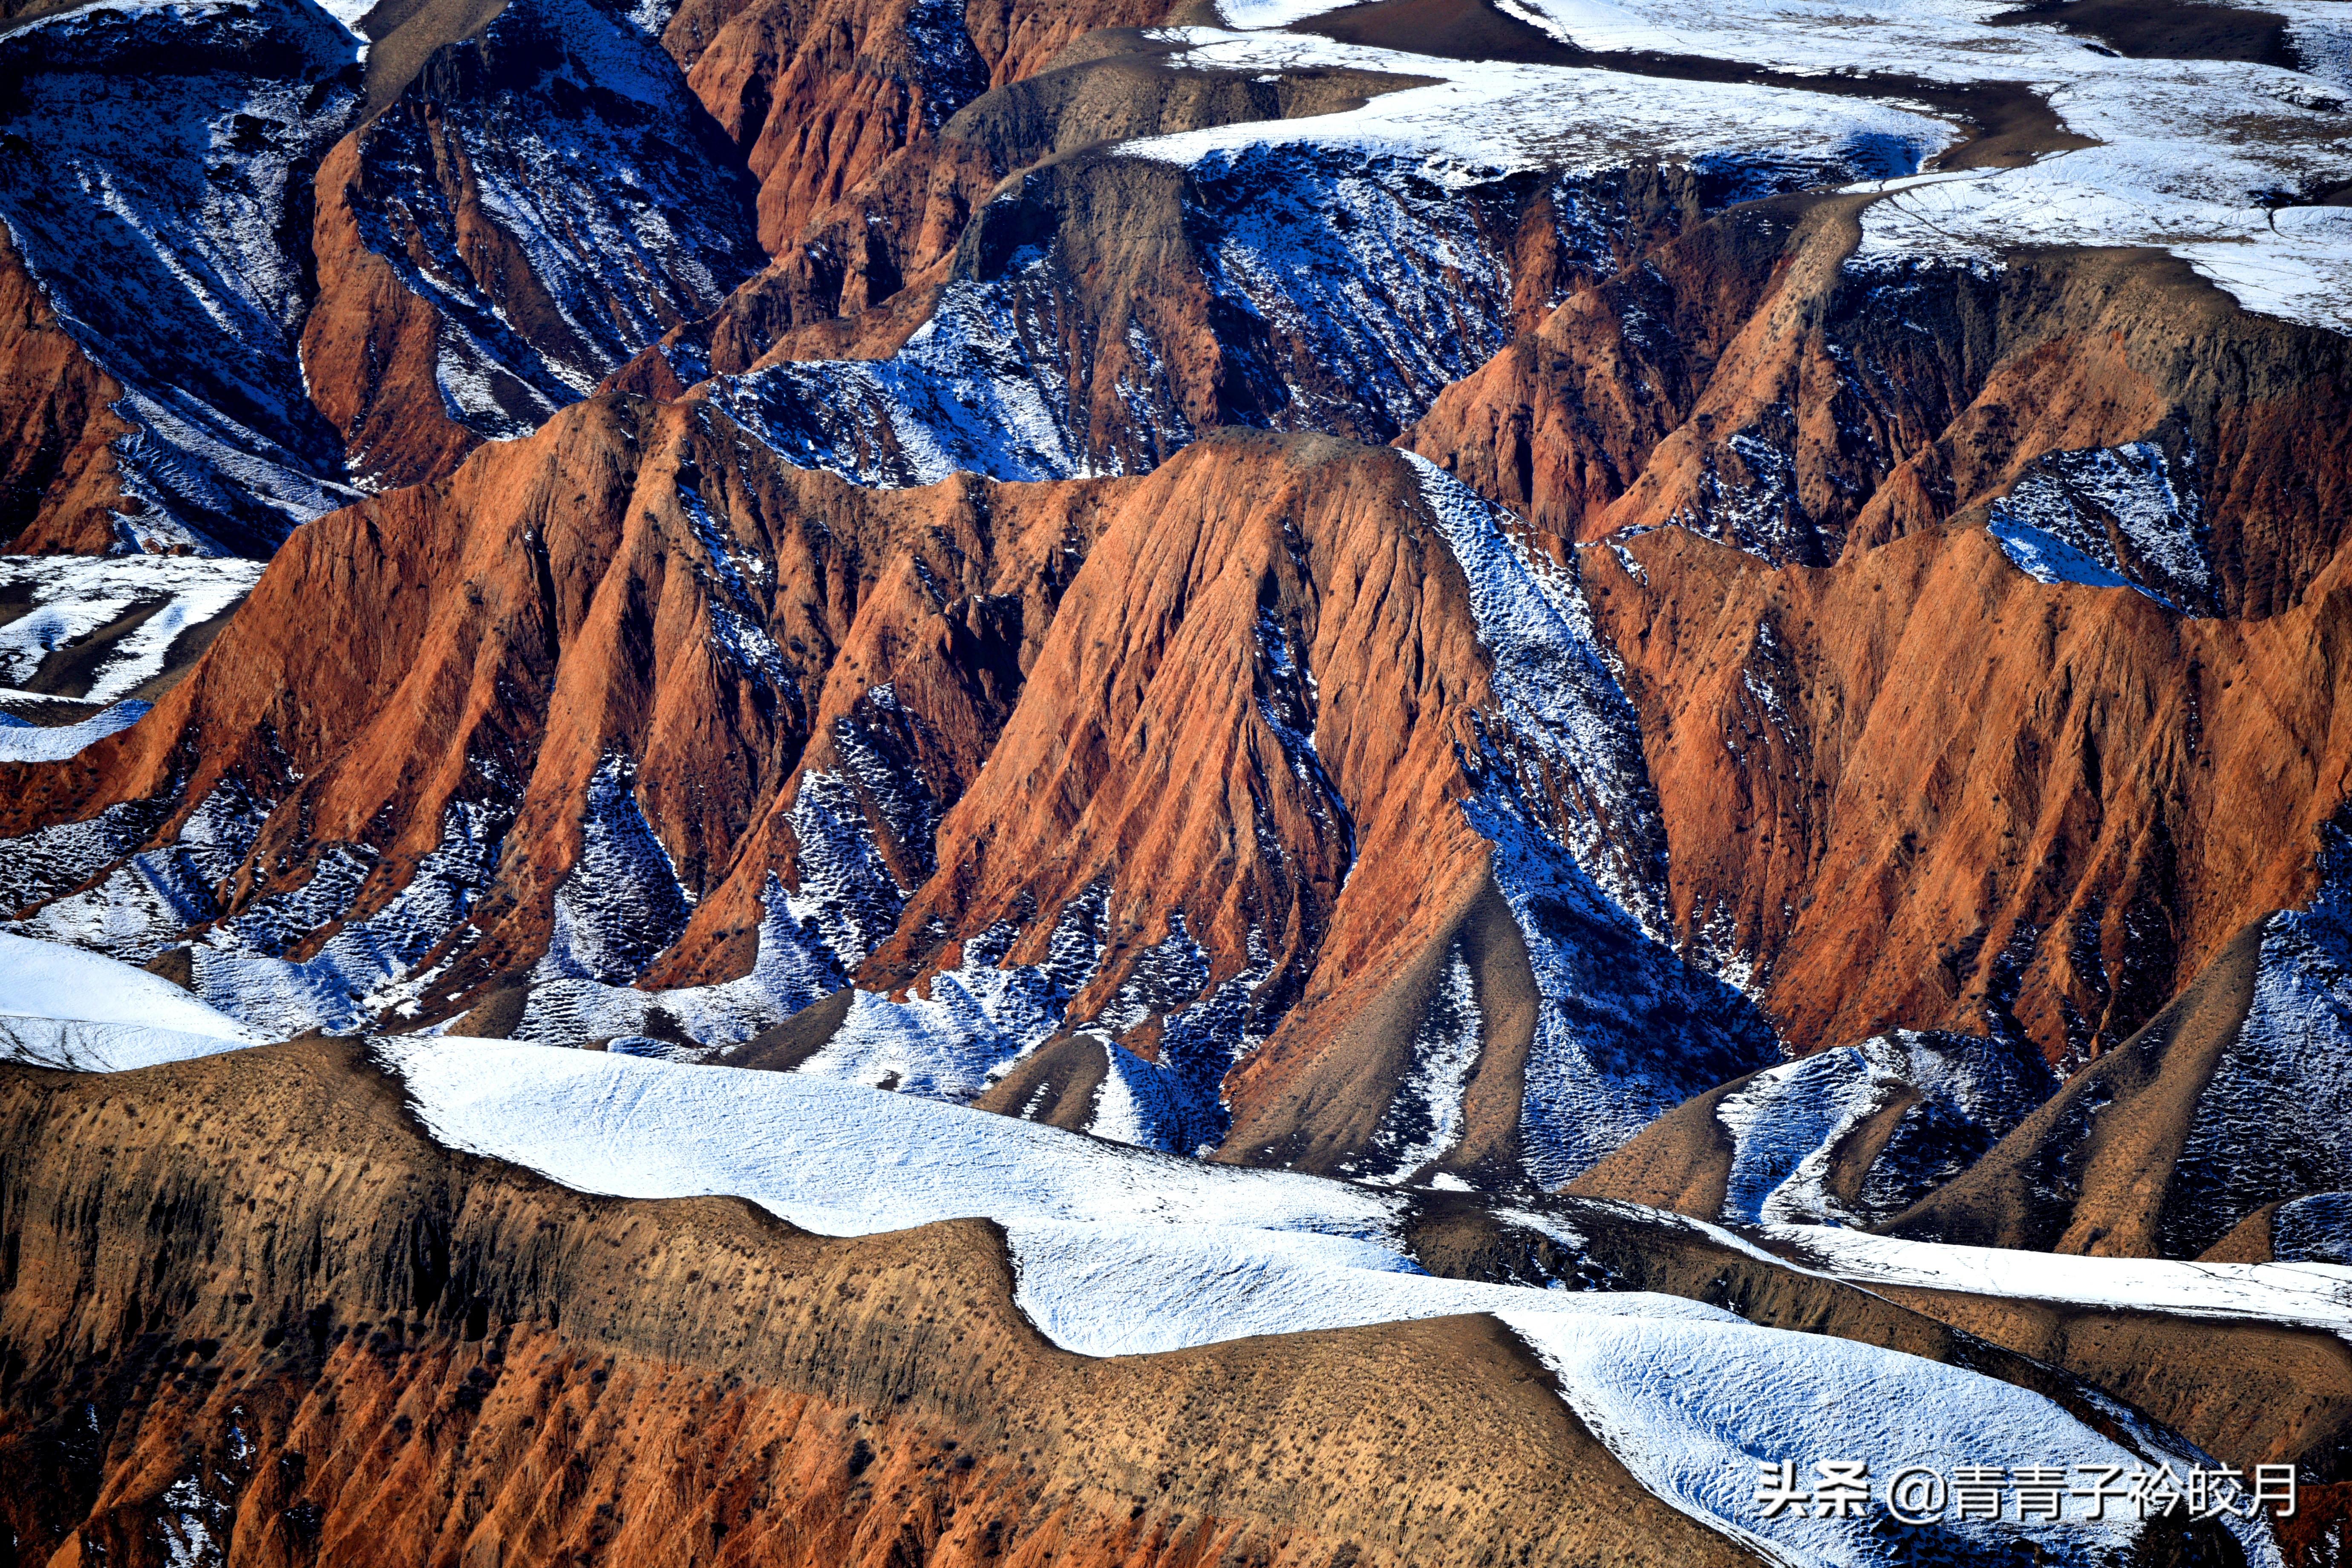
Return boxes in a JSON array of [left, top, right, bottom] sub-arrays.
[[375, 1035, 2280, 1568], [0, 930, 263, 1069], [0, 554, 262, 703], [1767, 1224, 2352, 1341]]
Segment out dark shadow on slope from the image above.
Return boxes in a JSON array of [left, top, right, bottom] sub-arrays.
[[720, 987, 856, 1072], [1989, 0, 2300, 71]]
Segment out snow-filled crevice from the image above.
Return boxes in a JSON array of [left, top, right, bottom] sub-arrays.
[[342, 0, 765, 455], [1339, 932, 1483, 1184], [1987, 441, 2215, 614], [1715, 1029, 2057, 1227], [2156, 829, 2352, 1257], [518, 691, 938, 1048], [678, 480, 790, 692], [784, 887, 1274, 1156], [1086, 921, 1280, 1156], [183, 798, 509, 1037], [516, 872, 852, 1048], [788, 895, 1110, 1100], [1406, 453, 1782, 1185], [781, 695, 944, 974], [12, 779, 274, 964], [0, 799, 175, 917], [533, 753, 693, 987], [1254, 605, 1355, 882]]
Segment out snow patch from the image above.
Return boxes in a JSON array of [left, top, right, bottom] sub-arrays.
[[1988, 442, 2212, 613], [1407, 454, 1780, 1183], [0, 929, 264, 1071], [0, 702, 151, 764], [1715, 1030, 2056, 1226], [0, 555, 264, 700], [1770, 1224, 2352, 1342]]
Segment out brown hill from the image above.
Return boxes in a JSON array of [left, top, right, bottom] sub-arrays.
[[0, 1042, 1764, 1568], [0, 1041, 2317, 1566], [1410, 210, 2352, 611], [0, 412, 1770, 1181]]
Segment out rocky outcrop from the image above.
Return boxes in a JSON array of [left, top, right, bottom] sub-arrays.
[[0, 0, 366, 555], [649, 0, 1178, 365], [1577, 512, 2352, 1073], [0, 392, 1113, 1026], [1412, 215, 2352, 610], [303, 0, 768, 491]]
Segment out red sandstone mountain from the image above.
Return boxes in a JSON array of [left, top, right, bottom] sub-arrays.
[[8, 0, 2352, 1557]]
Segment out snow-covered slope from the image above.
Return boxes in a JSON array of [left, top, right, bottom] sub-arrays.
[[0, 554, 265, 700], [1768, 1223, 2352, 1342], [0, 702, 152, 764], [1408, 455, 1783, 1182], [2273, 1192, 2352, 1265], [2158, 840, 2352, 1254], [379, 1036, 2281, 1568], [0, 929, 264, 1070], [1715, 1030, 2055, 1226], [0, 0, 366, 553]]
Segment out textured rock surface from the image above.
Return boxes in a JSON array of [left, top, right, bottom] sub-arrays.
[[0, 1042, 1767, 1568]]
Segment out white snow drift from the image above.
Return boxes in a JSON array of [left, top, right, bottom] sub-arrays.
[[0, 930, 264, 1070], [380, 1035, 2279, 1568]]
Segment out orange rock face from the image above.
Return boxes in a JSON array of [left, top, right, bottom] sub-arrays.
[[0, 227, 134, 554], [0, 412, 1775, 1181], [1409, 204, 2352, 1069], [660, 0, 1176, 367], [1581, 517, 2352, 1066]]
